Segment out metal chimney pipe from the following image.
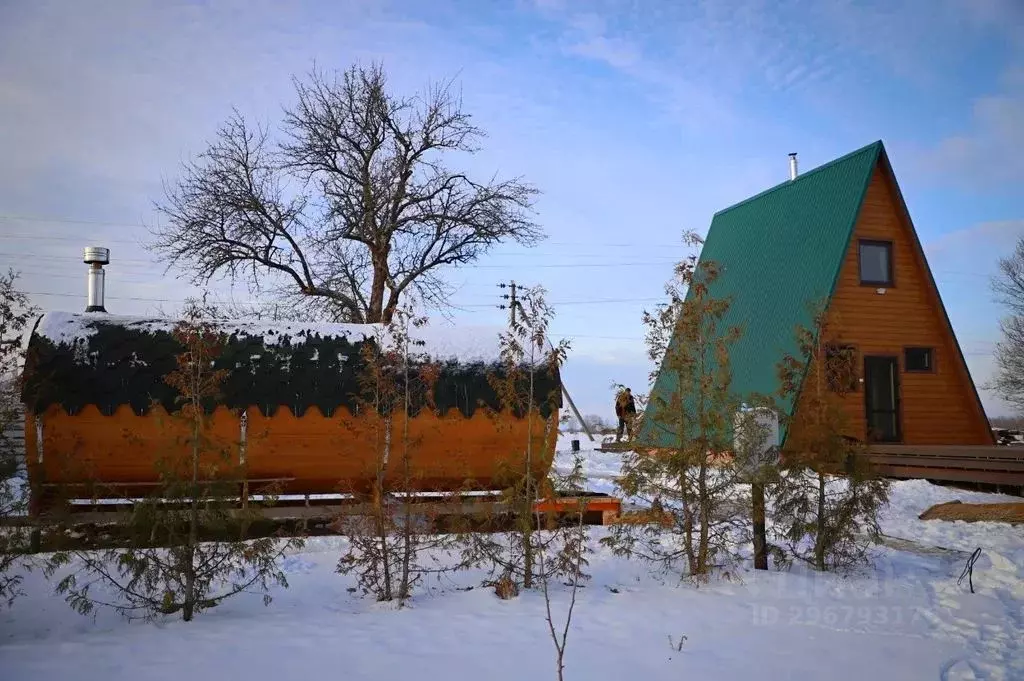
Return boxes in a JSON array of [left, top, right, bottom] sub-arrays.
[[788, 152, 798, 180], [83, 246, 110, 313]]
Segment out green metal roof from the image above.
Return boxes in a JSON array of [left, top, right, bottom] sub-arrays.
[[639, 140, 884, 447]]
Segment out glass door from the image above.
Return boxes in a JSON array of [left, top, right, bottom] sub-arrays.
[[864, 356, 901, 442]]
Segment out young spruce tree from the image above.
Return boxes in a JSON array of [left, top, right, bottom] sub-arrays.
[[771, 305, 890, 573], [603, 233, 751, 581], [49, 299, 302, 621]]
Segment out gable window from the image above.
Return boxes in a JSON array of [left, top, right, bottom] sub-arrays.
[[904, 347, 934, 372], [825, 344, 858, 394], [859, 240, 893, 286]]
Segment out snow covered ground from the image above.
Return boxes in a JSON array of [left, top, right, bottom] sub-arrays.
[[1, 434, 1021, 681]]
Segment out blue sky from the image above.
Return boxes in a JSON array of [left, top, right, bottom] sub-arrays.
[[1, 0, 1023, 420]]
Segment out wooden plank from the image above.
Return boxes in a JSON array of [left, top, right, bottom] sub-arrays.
[[868, 455, 1024, 472], [42, 477, 297, 489], [869, 445, 1024, 460], [872, 464, 1023, 485]]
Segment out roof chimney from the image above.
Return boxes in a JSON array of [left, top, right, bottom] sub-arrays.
[[83, 246, 110, 313], [788, 152, 798, 180]]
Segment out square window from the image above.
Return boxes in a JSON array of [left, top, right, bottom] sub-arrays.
[[825, 344, 858, 393], [859, 240, 893, 286], [904, 347, 933, 372]]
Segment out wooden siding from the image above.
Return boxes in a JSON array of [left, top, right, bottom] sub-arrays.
[[25, 404, 558, 501], [819, 164, 992, 445]]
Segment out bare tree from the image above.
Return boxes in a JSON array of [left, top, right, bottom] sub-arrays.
[[992, 237, 1024, 413], [582, 414, 607, 433], [152, 63, 542, 323], [0, 270, 38, 609], [538, 450, 588, 681]]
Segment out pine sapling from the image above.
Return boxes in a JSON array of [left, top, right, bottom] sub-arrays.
[[47, 298, 302, 621], [603, 233, 750, 582], [771, 304, 890, 573]]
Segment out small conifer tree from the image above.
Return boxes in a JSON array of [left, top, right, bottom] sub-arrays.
[[603, 233, 751, 581], [771, 305, 890, 572], [48, 298, 302, 621]]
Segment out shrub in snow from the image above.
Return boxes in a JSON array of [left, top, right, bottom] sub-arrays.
[[454, 286, 590, 594], [334, 309, 459, 605]]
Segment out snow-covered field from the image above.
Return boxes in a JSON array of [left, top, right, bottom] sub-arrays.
[[1, 435, 1021, 681]]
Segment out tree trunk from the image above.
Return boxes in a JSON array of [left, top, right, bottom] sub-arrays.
[[376, 483, 392, 601], [752, 481, 767, 570], [183, 405, 200, 622], [399, 369, 413, 602], [366, 247, 389, 323], [696, 460, 709, 574], [680, 471, 696, 573], [522, 493, 534, 589], [814, 472, 827, 571]]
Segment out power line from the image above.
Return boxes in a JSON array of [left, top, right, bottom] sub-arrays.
[[17, 289, 997, 352], [0, 252, 157, 266], [20, 288, 666, 308], [0, 251, 681, 270], [0, 215, 691, 249], [0, 214, 157, 229], [0, 249, 999, 280], [1, 233, 147, 246], [2, 232, 686, 257]]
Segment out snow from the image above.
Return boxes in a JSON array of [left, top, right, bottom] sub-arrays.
[[33, 311, 512, 365], [1, 433, 1021, 681]]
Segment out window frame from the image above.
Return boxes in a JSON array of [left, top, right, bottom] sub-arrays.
[[858, 239, 895, 287], [903, 346, 935, 373]]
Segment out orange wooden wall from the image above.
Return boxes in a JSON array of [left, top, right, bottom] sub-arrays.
[[815, 162, 992, 445], [25, 405, 559, 497]]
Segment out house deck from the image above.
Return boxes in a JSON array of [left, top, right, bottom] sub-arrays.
[[866, 444, 1024, 489]]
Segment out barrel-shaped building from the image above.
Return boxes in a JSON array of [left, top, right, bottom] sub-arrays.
[[21, 312, 562, 509]]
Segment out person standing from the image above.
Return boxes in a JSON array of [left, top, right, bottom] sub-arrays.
[[615, 387, 637, 442]]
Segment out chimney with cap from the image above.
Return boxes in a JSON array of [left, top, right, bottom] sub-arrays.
[[788, 152, 798, 180], [83, 246, 110, 313]]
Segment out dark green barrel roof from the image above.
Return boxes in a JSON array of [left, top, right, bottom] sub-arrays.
[[21, 313, 562, 419]]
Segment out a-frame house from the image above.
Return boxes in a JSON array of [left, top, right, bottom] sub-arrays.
[[642, 140, 993, 448]]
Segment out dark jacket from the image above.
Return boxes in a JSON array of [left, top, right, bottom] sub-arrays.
[[615, 391, 636, 417]]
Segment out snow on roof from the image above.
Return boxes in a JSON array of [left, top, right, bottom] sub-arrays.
[[33, 311, 512, 365]]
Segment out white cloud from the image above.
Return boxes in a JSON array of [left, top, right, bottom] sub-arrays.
[[925, 221, 1024, 260], [916, 70, 1024, 189]]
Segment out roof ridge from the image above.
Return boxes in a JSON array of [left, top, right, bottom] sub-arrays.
[[712, 140, 884, 218]]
